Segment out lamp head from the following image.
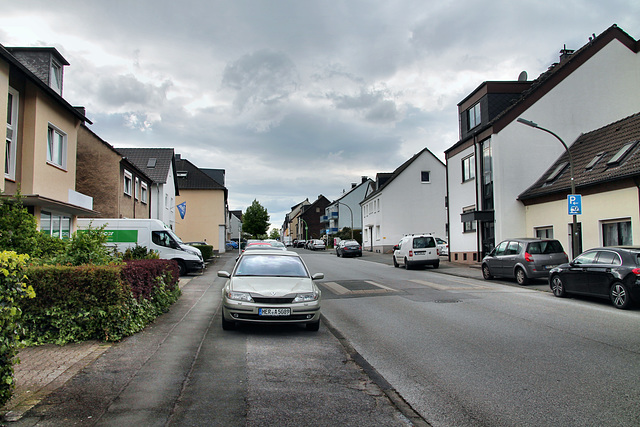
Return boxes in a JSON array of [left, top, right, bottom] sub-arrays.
[[517, 118, 538, 128]]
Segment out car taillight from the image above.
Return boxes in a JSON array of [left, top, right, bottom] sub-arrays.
[[632, 268, 640, 275], [409, 250, 413, 257], [524, 252, 534, 262], [437, 248, 440, 255]]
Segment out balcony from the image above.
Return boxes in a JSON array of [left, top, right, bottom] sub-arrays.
[[320, 215, 329, 223], [331, 211, 339, 218]]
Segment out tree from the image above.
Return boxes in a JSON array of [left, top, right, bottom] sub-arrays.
[[268, 229, 280, 240], [242, 200, 270, 238]]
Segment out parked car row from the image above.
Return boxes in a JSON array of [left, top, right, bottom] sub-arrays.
[[292, 239, 327, 250]]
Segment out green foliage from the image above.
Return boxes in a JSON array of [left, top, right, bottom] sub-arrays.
[[19, 261, 180, 345], [0, 251, 35, 407], [189, 244, 213, 260], [53, 225, 118, 266], [122, 244, 160, 260], [242, 200, 270, 238], [268, 229, 280, 240], [0, 193, 40, 257], [34, 232, 68, 263], [329, 228, 362, 247]]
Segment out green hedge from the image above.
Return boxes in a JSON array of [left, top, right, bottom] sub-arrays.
[[19, 260, 180, 345], [190, 244, 213, 260]]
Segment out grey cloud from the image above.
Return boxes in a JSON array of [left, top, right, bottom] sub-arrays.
[[97, 74, 172, 108]]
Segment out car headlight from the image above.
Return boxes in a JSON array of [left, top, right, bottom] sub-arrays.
[[226, 290, 254, 302], [293, 292, 319, 303]]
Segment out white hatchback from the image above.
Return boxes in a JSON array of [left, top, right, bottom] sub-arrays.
[[393, 234, 440, 269]]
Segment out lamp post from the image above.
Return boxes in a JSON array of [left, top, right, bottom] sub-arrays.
[[335, 201, 354, 239], [517, 118, 580, 258], [300, 218, 309, 242]]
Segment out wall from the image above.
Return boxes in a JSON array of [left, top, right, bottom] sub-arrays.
[[446, 144, 479, 256], [174, 188, 226, 252]]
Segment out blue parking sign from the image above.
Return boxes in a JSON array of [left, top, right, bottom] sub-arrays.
[[568, 195, 582, 215]]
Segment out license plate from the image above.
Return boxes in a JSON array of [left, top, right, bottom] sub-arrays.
[[545, 265, 557, 270], [414, 251, 425, 255], [259, 308, 291, 316]]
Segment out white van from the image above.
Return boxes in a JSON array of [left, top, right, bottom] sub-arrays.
[[393, 234, 440, 269], [76, 218, 204, 276]]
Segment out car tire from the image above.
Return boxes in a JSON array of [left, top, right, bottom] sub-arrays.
[[393, 256, 399, 268], [550, 275, 566, 297], [336, 251, 340, 257], [404, 258, 411, 270], [610, 282, 632, 309], [433, 261, 439, 269], [482, 264, 493, 280], [177, 260, 187, 277], [515, 267, 529, 285], [306, 320, 320, 331], [221, 313, 236, 330]]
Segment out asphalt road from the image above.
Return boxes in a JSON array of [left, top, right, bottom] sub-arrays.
[[299, 249, 640, 426]]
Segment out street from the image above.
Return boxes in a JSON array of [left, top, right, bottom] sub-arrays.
[[10, 249, 640, 426]]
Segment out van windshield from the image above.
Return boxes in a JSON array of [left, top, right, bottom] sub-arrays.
[[167, 229, 184, 244]]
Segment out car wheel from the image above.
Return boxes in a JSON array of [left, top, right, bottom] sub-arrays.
[[177, 260, 187, 277], [336, 251, 340, 257], [404, 258, 411, 270], [610, 282, 632, 309], [306, 320, 320, 331], [550, 275, 566, 297], [221, 313, 236, 330], [482, 264, 493, 280], [393, 256, 399, 268], [515, 267, 529, 285], [433, 261, 439, 269]]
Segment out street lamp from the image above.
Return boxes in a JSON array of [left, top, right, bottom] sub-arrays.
[[335, 201, 354, 239], [300, 218, 309, 242], [517, 118, 580, 257]]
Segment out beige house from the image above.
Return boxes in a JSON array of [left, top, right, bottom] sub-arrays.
[[76, 124, 152, 219], [519, 112, 640, 255], [1, 45, 95, 237], [174, 156, 227, 252]]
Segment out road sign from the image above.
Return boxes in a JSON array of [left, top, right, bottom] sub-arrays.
[[568, 195, 582, 215]]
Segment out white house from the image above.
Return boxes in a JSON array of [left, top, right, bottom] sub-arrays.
[[445, 24, 640, 263], [323, 176, 372, 237], [361, 148, 446, 253]]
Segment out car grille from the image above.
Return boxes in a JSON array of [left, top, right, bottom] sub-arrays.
[[251, 296, 295, 304]]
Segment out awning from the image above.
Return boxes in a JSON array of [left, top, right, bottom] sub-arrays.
[[18, 195, 99, 216], [460, 210, 494, 222]]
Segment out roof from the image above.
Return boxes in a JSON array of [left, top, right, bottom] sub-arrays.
[[116, 148, 176, 185], [362, 147, 444, 203], [201, 169, 225, 186], [0, 44, 91, 124], [518, 112, 640, 201], [175, 158, 227, 191], [446, 24, 640, 155]]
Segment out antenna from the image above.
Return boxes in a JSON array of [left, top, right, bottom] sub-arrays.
[[518, 71, 528, 82]]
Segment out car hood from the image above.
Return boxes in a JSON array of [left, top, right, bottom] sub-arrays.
[[229, 276, 314, 295]]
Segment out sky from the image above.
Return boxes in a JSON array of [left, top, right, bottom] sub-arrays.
[[2, 1, 639, 231]]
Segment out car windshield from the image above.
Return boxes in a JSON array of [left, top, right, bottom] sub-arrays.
[[413, 237, 435, 249], [235, 255, 308, 277], [527, 240, 564, 254]]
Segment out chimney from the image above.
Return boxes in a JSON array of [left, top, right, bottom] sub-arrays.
[[351, 183, 357, 188], [559, 45, 574, 63], [175, 153, 181, 160], [361, 176, 368, 183]]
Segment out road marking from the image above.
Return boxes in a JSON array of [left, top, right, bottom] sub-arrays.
[[322, 281, 396, 295], [323, 281, 351, 295], [409, 279, 492, 291]]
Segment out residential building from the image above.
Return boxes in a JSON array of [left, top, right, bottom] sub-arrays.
[[173, 155, 228, 252], [299, 195, 330, 241], [116, 148, 179, 230], [228, 210, 242, 241], [519, 112, 640, 253], [76, 124, 152, 219], [1, 45, 96, 237], [287, 199, 311, 242], [361, 148, 447, 253], [322, 176, 372, 240], [445, 24, 640, 263]]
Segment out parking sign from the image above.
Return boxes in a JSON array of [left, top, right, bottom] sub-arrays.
[[568, 195, 582, 215]]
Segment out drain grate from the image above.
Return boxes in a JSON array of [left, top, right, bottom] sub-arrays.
[[434, 299, 462, 304]]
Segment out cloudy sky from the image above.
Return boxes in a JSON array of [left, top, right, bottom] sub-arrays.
[[2, 1, 639, 230]]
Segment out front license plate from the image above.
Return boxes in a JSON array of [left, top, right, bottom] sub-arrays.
[[259, 308, 291, 316]]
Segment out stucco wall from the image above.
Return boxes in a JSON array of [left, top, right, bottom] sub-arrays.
[[175, 189, 226, 251]]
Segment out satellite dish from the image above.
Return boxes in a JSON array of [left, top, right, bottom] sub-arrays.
[[518, 71, 528, 81]]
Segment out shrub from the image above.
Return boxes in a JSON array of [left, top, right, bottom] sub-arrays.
[[0, 193, 40, 257], [0, 251, 35, 406], [53, 225, 118, 266], [190, 244, 213, 260], [121, 245, 160, 260]]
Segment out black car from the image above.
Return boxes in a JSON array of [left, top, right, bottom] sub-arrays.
[[336, 240, 362, 257], [549, 246, 640, 309]]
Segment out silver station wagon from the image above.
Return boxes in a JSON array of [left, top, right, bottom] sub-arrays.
[[482, 238, 568, 285]]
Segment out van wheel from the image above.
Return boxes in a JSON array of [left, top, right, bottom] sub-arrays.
[[177, 260, 187, 276], [404, 258, 411, 270], [393, 256, 399, 268]]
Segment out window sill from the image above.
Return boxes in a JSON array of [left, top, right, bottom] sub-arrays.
[[46, 161, 67, 172]]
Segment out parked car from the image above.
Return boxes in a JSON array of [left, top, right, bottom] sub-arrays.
[[218, 250, 324, 330], [549, 246, 640, 309], [295, 240, 307, 248], [336, 240, 362, 257], [482, 238, 568, 285], [225, 241, 239, 249], [393, 234, 439, 269], [435, 237, 448, 256], [308, 239, 326, 250]]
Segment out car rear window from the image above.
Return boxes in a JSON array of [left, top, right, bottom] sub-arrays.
[[235, 255, 308, 277], [413, 237, 435, 249], [527, 240, 564, 254]]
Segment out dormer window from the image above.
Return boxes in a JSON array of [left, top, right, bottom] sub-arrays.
[[50, 60, 62, 94], [585, 152, 605, 170], [468, 102, 481, 130]]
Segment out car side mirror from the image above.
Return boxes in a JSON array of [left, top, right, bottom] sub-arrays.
[[393, 245, 399, 251], [312, 273, 324, 280], [217, 271, 231, 278]]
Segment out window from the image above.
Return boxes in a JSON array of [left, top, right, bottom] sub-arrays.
[[585, 152, 605, 170], [463, 205, 476, 232], [468, 103, 481, 129], [535, 227, 554, 239], [493, 241, 508, 256], [546, 162, 567, 182], [40, 211, 70, 239], [141, 182, 148, 203], [50, 60, 62, 94], [135, 177, 140, 200], [5, 87, 18, 179], [602, 219, 632, 246], [421, 171, 430, 183], [506, 241, 522, 255], [124, 170, 132, 196], [47, 125, 66, 168], [462, 155, 475, 182], [607, 141, 637, 166]]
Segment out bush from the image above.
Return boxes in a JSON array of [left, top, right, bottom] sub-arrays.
[[0, 193, 40, 257], [19, 260, 180, 344], [0, 251, 35, 406], [190, 244, 213, 260], [121, 245, 160, 260], [53, 225, 118, 266]]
